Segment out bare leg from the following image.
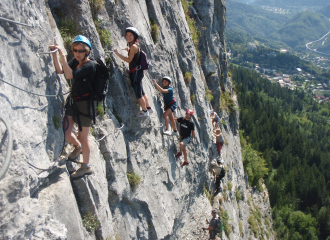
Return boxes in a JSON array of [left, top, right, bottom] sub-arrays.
[[163, 108, 173, 130], [64, 116, 80, 146], [143, 94, 150, 108], [168, 112, 177, 131], [138, 97, 147, 111], [179, 142, 188, 162], [182, 145, 188, 162], [77, 126, 90, 164]]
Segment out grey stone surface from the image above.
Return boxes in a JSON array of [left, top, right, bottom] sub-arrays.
[[0, 0, 274, 239]]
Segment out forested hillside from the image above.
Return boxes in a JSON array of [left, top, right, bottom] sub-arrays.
[[226, 0, 290, 40], [233, 0, 329, 7], [226, 38, 321, 75], [226, 1, 330, 51], [270, 11, 330, 49], [231, 65, 330, 239], [316, 38, 330, 55]]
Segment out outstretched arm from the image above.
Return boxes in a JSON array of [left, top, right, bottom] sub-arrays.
[[114, 44, 138, 63], [203, 226, 213, 231], [49, 45, 73, 79]]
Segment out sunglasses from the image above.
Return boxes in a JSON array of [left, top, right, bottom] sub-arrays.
[[72, 49, 87, 53]]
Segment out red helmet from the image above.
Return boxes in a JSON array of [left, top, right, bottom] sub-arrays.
[[186, 109, 194, 116]]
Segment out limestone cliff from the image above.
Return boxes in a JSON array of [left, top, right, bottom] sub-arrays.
[[0, 0, 274, 239]]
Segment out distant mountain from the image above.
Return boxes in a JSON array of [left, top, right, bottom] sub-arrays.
[[226, 0, 290, 39], [270, 11, 330, 49], [233, 0, 329, 7], [319, 3, 330, 18]]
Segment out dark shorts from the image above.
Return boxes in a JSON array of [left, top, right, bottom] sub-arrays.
[[164, 101, 177, 112], [130, 70, 145, 99], [210, 230, 217, 239], [65, 99, 92, 128]]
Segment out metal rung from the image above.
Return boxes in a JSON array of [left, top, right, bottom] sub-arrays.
[[0, 16, 33, 28]]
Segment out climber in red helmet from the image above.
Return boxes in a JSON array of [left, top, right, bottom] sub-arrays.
[[175, 109, 195, 167]]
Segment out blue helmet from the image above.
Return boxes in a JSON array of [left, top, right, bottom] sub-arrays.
[[72, 35, 92, 50]]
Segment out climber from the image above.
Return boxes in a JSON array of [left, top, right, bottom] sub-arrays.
[[210, 110, 220, 129], [152, 76, 178, 136], [212, 128, 224, 157], [175, 109, 195, 167], [49, 35, 95, 178], [202, 209, 221, 240], [113, 27, 153, 117], [212, 158, 225, 195]]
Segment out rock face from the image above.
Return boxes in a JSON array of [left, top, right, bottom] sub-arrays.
[[0, 0, 274, 239]]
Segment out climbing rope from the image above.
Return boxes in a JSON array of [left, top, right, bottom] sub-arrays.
[[0, 78, 70, 97], [95, 123, 125, 141], [0, 16, 33, 28], [0, 117, 13, 180]]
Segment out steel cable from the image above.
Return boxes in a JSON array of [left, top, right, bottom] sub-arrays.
[[0, 117, 13, 180], [95, 123, 125, 141], [0, 78, 70, 97]]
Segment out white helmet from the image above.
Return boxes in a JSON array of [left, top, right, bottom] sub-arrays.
[[125, 27, 139, 39], [162, 76, 172, 84]]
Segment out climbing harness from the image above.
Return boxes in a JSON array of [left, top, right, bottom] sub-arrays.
[[0, 117, 13, 180], [0, 16, 33, 28], [129, 65, 141, 73], [95, 123, 125, 141], [0, 78, 70, 97]]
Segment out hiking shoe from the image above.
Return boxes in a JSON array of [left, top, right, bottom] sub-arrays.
[[136, 110, 149, 117], [172, 131, 179, 136], [148, 108, 154, 114], [68, 145, 82, 161], [163, 129, 171, 135], [180, 161, 189, 167], [175, 152, 182, 158], [71, 165, 93, 178]]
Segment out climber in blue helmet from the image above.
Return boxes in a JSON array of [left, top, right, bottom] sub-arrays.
[[113, 27, 154, 117], [153, 76, 178, 136], [49, 35, 96, 179]]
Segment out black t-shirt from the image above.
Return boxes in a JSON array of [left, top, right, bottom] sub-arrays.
[[68, 59, 97, 97], [209, 216, 218, 238], [177, 117, 195, 139]]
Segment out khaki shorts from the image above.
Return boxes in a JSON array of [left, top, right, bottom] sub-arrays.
[[65, 100, 92, 128]]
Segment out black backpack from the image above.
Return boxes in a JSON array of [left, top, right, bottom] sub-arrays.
[[214, 216, 223, 233], [139, 50, 149, 70], [91, 58, 109, 102], [89, 57, 110, 123], [219, 167, 226, 179]]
